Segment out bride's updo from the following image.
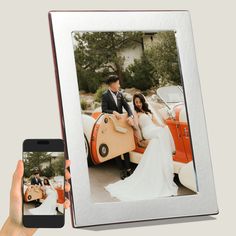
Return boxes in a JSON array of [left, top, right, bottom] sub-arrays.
[[133, 92, 152, 114]]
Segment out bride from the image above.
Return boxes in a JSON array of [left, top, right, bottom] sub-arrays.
[[29, 178, 58, 215], [104, 92, 178, 201]]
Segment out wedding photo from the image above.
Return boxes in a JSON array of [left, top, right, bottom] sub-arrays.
[[23, 152, 64, 215], [71, 31, 198, 202]]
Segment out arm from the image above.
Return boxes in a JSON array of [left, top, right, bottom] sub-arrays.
[[49, 180, 58, 200], [41, 184, 45, 193], [0, 218, 36, 236], [121, 94, 133, 117], [39, 178, 43, 186], [48, 179, 56, 192], [101, 93, 114, 114], [0, 161, 37, 236], [0, 160, 72, 236], [152, 113, 165, 127], [133, 111, 150, 148], [133, 112, 143, 142]]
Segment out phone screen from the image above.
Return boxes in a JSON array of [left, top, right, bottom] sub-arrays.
[[22, 139, 65, 228]]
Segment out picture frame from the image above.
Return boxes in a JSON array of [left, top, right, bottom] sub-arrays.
[[49, 10, 218, 227]]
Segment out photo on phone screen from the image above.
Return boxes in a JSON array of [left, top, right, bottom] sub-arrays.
[[22, 151, 65, 216]]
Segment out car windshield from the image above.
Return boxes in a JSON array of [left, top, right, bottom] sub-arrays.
[[156, 86, 184, 103]]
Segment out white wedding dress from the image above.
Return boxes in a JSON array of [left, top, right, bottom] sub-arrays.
[[28, 182, 58, 215], [104, 112, 178, 201]]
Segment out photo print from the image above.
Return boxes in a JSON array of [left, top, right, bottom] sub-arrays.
[[71, 31, 198, 203], [23, 152, 64, 215]]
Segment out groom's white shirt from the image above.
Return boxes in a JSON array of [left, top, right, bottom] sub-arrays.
[[108, 88, 118, 106]]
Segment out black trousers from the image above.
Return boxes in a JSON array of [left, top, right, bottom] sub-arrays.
[[114, 152, 131, 170], [34, 199, 40, 207]]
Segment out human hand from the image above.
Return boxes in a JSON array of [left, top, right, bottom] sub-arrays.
[[113, 111, 122, 120], [138, 139, 149, 148], [0, 160, 71, 236], [127, 116, 135, 127]]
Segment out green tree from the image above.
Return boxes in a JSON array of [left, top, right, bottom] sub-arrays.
[[145, 31, 181, 86], [73, 32, 144, 92], [94, 84, 107, 102], [23, 152, 52, 178], [52, 155, 64, 176], [124, 55, 155, 90], [41, 166, 55, 178]]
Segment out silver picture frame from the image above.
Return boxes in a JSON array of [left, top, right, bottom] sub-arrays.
[[49, 10, 218, 227]]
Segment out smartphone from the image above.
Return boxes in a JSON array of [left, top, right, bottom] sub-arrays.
[[22, 139, 65, 228]]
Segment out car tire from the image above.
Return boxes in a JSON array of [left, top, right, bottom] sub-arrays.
[[84, 134, 94, 167]]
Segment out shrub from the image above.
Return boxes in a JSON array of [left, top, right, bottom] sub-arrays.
[[76, 67, 103, 93], [124, 55, 155, 90], [80, 99, 88, 110], [41, 166, 55, 178], [94, 85, 107, 102]]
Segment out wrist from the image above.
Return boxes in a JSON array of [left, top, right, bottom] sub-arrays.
[[0, 217, 19, 236], [0, 217, 36, 236]]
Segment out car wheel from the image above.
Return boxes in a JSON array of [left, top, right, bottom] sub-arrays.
[[84, 134, 94, 167], [99, 143, 109, 157]]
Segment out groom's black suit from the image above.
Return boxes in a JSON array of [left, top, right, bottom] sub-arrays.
[[31, 177, 42, 186], [101, 89, 133, 171], [101, 90, 133, 117], [31, 177, 42, 207]]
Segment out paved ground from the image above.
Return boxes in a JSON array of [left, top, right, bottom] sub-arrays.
[[88, 159, 196, 203], [24, 201, 62, 215]]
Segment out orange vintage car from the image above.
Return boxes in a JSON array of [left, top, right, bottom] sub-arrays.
[[82, 86, 197, 192], [24, 184, 43, 202], [23, 177, 65, 213]]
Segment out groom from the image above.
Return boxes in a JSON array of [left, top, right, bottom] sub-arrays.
[[31, 171, 42, 207], [102, 75, 135, 180]]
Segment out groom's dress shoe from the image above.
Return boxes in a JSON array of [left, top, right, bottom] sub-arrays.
[[120, 170, 128, 180], [120, 169, 133, 179], [126, 169, 133, 177]]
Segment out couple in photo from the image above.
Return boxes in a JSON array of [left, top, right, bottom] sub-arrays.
[[102, 75, 178, 201], [28, 172, 58, 215]]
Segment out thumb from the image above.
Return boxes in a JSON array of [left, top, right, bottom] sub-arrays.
[[11, 160, 24, 192], [10, 160, 24, 224]]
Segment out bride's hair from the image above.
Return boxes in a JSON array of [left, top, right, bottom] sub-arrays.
[[133, 93, 152, 114], [43, 178, 50, 186]]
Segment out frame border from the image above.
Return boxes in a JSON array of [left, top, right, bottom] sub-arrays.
[[49, 10, 218, 227]]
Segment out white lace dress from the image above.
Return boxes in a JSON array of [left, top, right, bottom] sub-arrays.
[[104, 112, 178, 201], [28, 183, 58, 215]]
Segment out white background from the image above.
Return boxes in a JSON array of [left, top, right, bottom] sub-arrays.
[[0, 1, 235, 235]]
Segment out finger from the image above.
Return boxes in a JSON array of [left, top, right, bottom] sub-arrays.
[[64, 198, 70, 209], [65, 159, 71, 169], [10, 160, 24, 224], [11, 160, 24, 195], [65, 181, 70, 192], [65, 169, 71, 180]]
